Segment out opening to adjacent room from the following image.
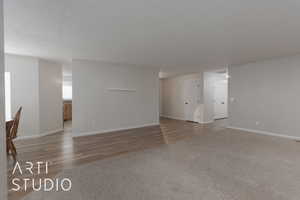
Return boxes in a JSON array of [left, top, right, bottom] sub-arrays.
[[62, 65, 72, 132], [212, 70, 228, 120]]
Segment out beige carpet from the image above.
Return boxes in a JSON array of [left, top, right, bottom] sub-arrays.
[[22, 128, 300, 200]]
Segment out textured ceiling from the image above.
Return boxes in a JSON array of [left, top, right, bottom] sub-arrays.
[[4, 0, 300, 75]]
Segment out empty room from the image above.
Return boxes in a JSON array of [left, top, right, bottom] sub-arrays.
[[0, 0, 300, 200]]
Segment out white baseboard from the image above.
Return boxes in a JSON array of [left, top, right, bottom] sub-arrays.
[[160, 115, 185, 121], [199, 120, 214, 124], [40, 128, 64, 137], [227, 126, 300, 141], [73, 123, 160, 138], [15, 128, 64, 141], [160, 115, 213, 124]]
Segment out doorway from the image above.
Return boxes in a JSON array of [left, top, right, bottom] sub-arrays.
[[183, 79, 201, 122], [62, 65, 72, 132], [212, 71, 228, 120], [214, 79, 228, 119]]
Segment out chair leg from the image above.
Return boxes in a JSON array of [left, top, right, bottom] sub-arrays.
[[11, 141, 17, 155], [7, 140, 16, 161], [6, 141, 10, 155], [11, 141, 17, 161], [7, 139, 12, 155], [12, 152, 16, 161]]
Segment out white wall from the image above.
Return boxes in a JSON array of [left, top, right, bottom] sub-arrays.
[[5, 54, 40, 137], [0, 0, 7, 198], [160, 74, 202, 120], [202, 72, 229, 122], [229, 55, 300, 138], [203, 72, 215, 123], [213, 78, 228, 119], [161, 71, 228, 123], [39, 59, 63, 135], [5, 54, 63, 138], [72, 60, 159, 137]]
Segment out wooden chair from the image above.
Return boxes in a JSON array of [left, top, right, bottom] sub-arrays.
[[6, 107, 22, 161]]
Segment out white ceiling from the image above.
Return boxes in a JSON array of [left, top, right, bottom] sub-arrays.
[[4, 0, 300, 76]]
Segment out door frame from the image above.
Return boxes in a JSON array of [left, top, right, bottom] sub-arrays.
[[183, 78, 201, 122], [213, 79, 228, 120]]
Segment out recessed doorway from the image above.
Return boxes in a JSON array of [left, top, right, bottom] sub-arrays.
[[62, 65, 72, 132]]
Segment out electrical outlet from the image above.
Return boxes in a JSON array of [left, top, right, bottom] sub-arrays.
[[255, 121, 260, 126]]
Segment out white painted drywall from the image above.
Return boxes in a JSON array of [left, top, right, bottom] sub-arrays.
[[159, 80, 162, 115], [72, 60, 159, 137], [214, 79, 228, 119], [160, 74, 202, 121], [160, 71, 228, 123], [229, 55, 300, 138], [5, 54, 40, 138], [0, 0, 7, 198], [4, 72, 11, 120], [39, 59, 63, 135], [5, 54, 63, 138], [202, 72, 215, 123]]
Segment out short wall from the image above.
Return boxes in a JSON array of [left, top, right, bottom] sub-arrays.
[[72, 59, 160, 137], [5, 54, 63, 139], [39, 59, 63, 135], [5, 54, 40, 137]]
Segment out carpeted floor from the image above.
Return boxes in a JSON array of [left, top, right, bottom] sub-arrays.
[[22, 127, 300, 200]]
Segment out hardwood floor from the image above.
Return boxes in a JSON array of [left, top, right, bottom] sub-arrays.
[[7, 118, 213, 200]]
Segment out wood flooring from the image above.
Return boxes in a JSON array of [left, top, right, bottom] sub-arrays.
[[7, 118, 209, 200]]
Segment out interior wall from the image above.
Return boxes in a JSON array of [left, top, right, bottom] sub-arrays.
[[39, 59, 63, 135], [229, 55, 300, 138], [5, 54, 63, 138], [203, 72, 228, 120], [160, 74, 202, 120], [203, 72, 215, 123], [72, 59, 160, 137], [5, 54, 40, 138], [213, 77, 228, 119], [161, 71, 228, 124], [0, 0, 7, 198], [159, 80, 162, 115]]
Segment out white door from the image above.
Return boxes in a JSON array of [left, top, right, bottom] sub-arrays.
[[214, 81, 228, 119], [184, 79, 201, 122]]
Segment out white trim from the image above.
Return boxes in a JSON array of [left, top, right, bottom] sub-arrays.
[[160, 115, 214, 124], [107, 88, 136, 92], [73, 123, 160, 138], [160, 115, 185, 121], [40, 128, 64, 137], [15, 128, 64, 141], [227, 126, 300, 141], [199, 120, 214, 124], [15, 134, 38, 141]]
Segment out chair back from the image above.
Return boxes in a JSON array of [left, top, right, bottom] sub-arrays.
[[10, 107, 22, 139]]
